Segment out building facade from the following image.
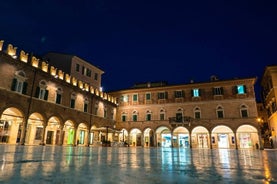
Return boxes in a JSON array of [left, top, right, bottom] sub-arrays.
[[109, 77, 261, 149], [0, 41, 117, 146], [261, 65, 277, 148]]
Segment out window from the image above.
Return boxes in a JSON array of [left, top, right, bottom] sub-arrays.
[[176, 108, 183, 122], [194, 107, 201, 119], [133, 94, 138, 102], [94, 102, 99, 115], [120, 95, 129, 102], [94, 73, 98, 81], [272, 102, 277, 113], [240, 105, 248, 118], [160, 109, 165, 120], [86, 69, 91, 77], [56, 87, 62, 104], [174, 90, 184, 98], [192, 89, 200, 97], [82, 66, 85, 75], [213, 87, 224, 95], [11, 71, 28, 94], [146, 93, 151, 100], [70, 93, 76, 109], [146, 110, 151, 121], [35, 80, 48, 100], [84, 98, 89, 113], [158, 92, 168, 99], [132, 111, 138, 121], [122, 114, 127, 122], [235, 85, 246, 94], [76, 64, 80, 72], [216, 106, 224, 118]]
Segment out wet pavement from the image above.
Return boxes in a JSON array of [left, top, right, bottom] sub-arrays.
[[0, 145, 277, 184]]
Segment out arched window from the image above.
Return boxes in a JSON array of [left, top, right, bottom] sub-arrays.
[[176, 108, 183, 122], [70, 93, 76, 109], [216, 105, 224, 118], [11, 70, 28, 94], [146, 110, 152, 121], [94, 101, 99, 115], [194, 107, 201, 119], [240, 104, 248, 118], [84, 97, 89, 113], [56, 87, 63, 104], [35, 80, 49, 100], [132, 110, 138, 122], [121, 112, 127, 122], [160, 108, 166, 120]]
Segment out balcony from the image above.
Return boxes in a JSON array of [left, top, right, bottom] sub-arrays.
[[169, 116, 194, 126]]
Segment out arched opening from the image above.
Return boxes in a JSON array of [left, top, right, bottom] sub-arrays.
[[0, 107, 23, 144], [173, 127, 190, 148], [26, 112, 44, 145], [156, 126, 171, 147], [211, 125, 234, 149], [130, 128, 142, 146], [45, 116, 61, 145], [237, 125, 259, 149], [143, 128, 154, 147], [62, 120, 75, 145], [191, 126, 209, 148], [76, 123, 88, 145]]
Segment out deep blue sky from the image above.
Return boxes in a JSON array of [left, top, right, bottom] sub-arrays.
[[1, 1, 276, 101]]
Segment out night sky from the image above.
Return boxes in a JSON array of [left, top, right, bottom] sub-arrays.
[[1, 1, 276, 101]]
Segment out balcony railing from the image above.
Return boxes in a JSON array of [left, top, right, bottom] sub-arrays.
[[169, 116, 194, 125]]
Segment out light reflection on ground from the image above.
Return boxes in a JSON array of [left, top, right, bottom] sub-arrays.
[[0, 145, 277, 183]]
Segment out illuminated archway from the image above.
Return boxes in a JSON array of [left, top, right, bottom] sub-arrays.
[[0, 107, 23, 144], [76, 123, 88, 145], [156, 126, 171, 147], [173, 127, 190, 148], [26, 112, 44, 145], [211, 125, 234, 149], [237, 125, 259, 149], [63, 120, 75, 145], [191, 126, 209, 148], [130, 128, 142, 146]]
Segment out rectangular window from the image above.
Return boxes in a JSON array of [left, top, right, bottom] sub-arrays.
[[192, 89, 199, 97], [217, 111, 224, 118], [174, 90, 184, 98], [86, 69, 91, 77], [82, 66, 85, 75], [133, 94, 138, 102], [213, 87, 223, 95], [146, 93, 151, 100], [158, 92, 167, 99], [76, 64, 80, 72], [120, 95, 128, 102], [94, 73, 98, 80], [237, 85, 246, 94]]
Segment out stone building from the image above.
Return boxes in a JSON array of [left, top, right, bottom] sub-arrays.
[[261, 65, 277, 148], [109, 76, 261, 149], [0, 41, 117, 146]]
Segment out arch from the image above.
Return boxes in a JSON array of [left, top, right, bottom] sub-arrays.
[[143, 127, 154, 147], [0, 107, 24, 144], [129, 128, 142, 146], [62, 120, 75, 145], [45, 116, 62, 145], [25, 112, 45, 145], [211, 125, 234, 149], [155, 126, 171, 147], [191, 126, 209, 148], [173, 127, 190, 148], [236, 125, 259, 149], [76, 123, 88, 145]]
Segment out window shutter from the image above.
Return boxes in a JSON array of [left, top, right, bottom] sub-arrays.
[[22, 82, 28, 94], [243, 85, 247, 93], [199, 89, 202, 96], [220, 87, 224, 95], [232, 86, 237, 94], [56, 94, 61, 104], [191, 89, 193, 97], [165, 92, 168, 99], [35, 87, 40, 98], [44, 90, 49, 100], [182, 90, 185, 97], [11, 78, 17, 91]]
